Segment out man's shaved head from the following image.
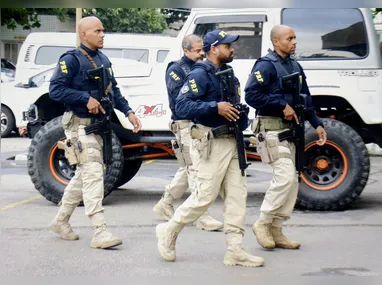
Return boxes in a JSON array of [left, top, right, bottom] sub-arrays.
[[270, 25, 294, 42], [78, 17, 102, 38], [269, 24, 297, 58], [78, 16, 105, 50]]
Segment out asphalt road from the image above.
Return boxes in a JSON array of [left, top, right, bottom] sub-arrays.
[[1, 137, 382, 276]]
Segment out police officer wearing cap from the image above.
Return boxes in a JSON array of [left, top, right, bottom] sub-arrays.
[[155, 30, 264, 267], [153, 34, 224, 232], [48, 16, 141, 249], [245, 25, 327, 250]]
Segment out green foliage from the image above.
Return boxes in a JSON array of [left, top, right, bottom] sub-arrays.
[[1, 8, 71, 30], [373, 8, 382, 17], [82, 8, 168, 34], [1, 8, 189, 34], [160, 8, 190, 32], [160, 8, 190, 24]]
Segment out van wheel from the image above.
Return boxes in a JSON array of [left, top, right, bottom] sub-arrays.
[[114, 159, 142, 188], [1, 105, 15, 138], [296, 119, 370, 211], [27, 116, 124, 205]]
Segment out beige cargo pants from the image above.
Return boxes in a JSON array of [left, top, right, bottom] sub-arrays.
[[60, 112, 105, 216], [172, 125, 247, 245], [256, 125, 299, 226], [165, 120, 198, 200]]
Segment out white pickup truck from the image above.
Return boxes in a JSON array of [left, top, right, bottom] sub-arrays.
[[25, 8, 382, 211], [0, 32, 175, 138]]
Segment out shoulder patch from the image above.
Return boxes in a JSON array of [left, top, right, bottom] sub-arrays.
[[181, 84, 190, 94], [60, 61, 68, 74], [254, 71, 263, 82], [170, 71, 180, 81], [189, 79, 199, 94]]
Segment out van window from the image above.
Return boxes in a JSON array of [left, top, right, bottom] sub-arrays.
[[157, 50, 169, 62], [122, 49, 149, 63], [194, 15, 264, 60], [282, 8, 368, 60], [102, 48, 123, 58], [35, 46, 75, 65], [35, 46, 151, 65]]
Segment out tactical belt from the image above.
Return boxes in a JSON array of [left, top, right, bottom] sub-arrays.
[[190, 124, 234, 140], [72, 116, 92, 126], [210, 125, 234, 138], [258, 116, 292, 131], [174, 120, 191, 130], [278, 129, 295, 143]]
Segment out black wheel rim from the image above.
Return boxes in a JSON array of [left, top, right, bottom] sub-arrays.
[[303, 142, 347, 189]]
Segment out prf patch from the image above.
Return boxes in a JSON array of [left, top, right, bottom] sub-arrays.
[[108, 67, 113, 76], [254, 71, 263, 82], [170, 71, 180, 81], [189, 79, 198, 93], [237, 87, 241, 97], [59, 61, 68, 74]]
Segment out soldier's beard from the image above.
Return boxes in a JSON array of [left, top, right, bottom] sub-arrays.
[[220, 54, 234, 64]]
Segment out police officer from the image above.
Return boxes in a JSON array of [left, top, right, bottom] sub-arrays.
[[245, 25, 327, 249], [152, 34, 223, 232], [48, 16, 142, 249], [156, 30, 264, 267]]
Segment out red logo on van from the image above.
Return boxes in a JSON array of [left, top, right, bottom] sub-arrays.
[[135, 104, 167, 118]]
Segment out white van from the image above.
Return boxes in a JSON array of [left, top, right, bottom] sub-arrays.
[[124, 8, 381, 211], [22, 8, 382, 211], [15, 32, 176, 81]]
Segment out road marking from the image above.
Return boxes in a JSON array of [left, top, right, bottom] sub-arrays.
[[0, 195, 41, 211], [2, 160, 156, 211]]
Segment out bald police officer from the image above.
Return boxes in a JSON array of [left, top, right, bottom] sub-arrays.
[[48, 16, 142, 249], [155, 30, 264, 267], [245, 25, 327, 250], [152, 34, 223, 231]]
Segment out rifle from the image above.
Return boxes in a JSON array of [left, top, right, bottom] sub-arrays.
[[277, 72, 305, 182], [84, 66, 113, 165], [215, 68, 250, 176]]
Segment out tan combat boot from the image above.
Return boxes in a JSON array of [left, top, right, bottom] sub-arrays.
[[49, 207, 79, 240], [252, 220, 276, 249], [271, 226, 301, 249], [90, 212, 122, 249], [224, 244, 264, 267], [152, 192, 175, 221], [156, 221, 184, 262], [195, 211, 224, 231]]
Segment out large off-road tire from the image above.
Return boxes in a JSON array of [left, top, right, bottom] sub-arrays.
[[296, 118, 370, 211], [1, 105, 15, 138], [27, 116, 124, 204], [114, 159, 142, 188]]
